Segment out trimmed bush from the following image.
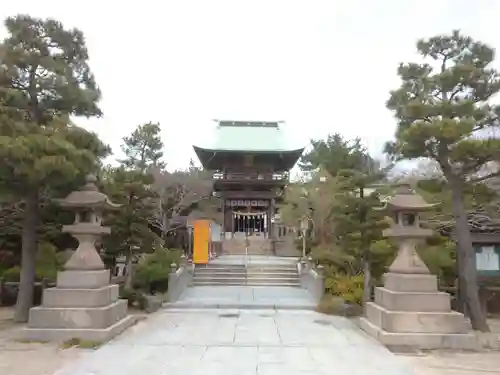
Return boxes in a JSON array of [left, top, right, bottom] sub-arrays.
[[133, 248, 182, 294]]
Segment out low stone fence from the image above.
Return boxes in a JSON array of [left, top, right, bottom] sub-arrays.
[[167, 263, 193, 302], [298, 259, 325, 303]]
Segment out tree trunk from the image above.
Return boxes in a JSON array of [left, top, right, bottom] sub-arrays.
[[14, 189, 39, 323], [449, 179, 489, 332], [362, 258, 371, 304], [161, 210, 169, 242], [360, 187, 371, 304], [124, 250, 134, 290]]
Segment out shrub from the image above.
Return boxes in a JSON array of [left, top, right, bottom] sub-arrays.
[[317, 295, 363, 316], [326, 274, 364, 306], [36, 242, 62, 281], [317, 295, 345, 315], [133, 248, 182, 294], [2, 266, 21, 282], [119, 286, 147, 309], [2, 242, 61, 282]]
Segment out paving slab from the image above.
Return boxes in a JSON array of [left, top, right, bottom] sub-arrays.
[[165, 285, 317, 309], [53, 309, 417, 375]]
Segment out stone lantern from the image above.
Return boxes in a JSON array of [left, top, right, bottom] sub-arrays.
[[22, 174, 136, 342], [58, 174, 120, 271], [359, 184, 477, 350], [382, 184, 436, 275]]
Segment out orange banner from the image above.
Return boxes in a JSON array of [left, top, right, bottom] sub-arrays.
[[193, 219, 210, 264]]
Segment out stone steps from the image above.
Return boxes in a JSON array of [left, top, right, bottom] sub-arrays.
[[191, 263, 301, 287]]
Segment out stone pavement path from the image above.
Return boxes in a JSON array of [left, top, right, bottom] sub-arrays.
[[403, 352, 500, 375], [54, 308, 416, 375], [166, 285, 317, 309]]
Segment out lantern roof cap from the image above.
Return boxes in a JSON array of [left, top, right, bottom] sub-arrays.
[[385, 184, 438, 212], [56, 174, 121, 209]]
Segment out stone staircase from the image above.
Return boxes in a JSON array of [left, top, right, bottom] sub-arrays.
[[191, 262, 301, 287]]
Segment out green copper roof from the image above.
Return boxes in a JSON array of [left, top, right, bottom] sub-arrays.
[[193, 120, 304, 152]]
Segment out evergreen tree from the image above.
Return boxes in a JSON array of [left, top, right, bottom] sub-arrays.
[[329, 171, 390, 303], [102, 167, 161, 289], [0, 15, 108, 322], [300, 133, 378, 176], [385, 30, 500, 331], [299, 133, 389, 302], [120, 122, 165, 171]]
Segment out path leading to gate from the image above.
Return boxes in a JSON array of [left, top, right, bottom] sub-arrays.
[[166, 255, 317, 309], [53, 309, 417, 375], [168, 286, 317, 309]]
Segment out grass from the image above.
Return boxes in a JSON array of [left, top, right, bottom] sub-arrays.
[[61, 338, 101, 349], [316, 295, 363, 317]]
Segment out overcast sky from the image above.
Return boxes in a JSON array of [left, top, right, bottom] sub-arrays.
[[1, 0, 500, 171]]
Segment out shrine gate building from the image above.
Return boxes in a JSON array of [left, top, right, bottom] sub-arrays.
[[193, 120, 304, 241]]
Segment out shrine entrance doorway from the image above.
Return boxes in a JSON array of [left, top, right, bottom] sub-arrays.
[[232, 210, 268, 237], [224, 199, 270, 238]]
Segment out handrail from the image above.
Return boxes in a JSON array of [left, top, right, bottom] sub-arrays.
[[244, 233, 249, 270]]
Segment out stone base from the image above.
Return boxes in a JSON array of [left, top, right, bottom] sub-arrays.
[[57, 269, 110, 289], [20, 315, 137, 343], [383, 273, 438, 292], [25, 268, 133, 343], [374, 287, 450, 312], [359, 317, 479, 351], [42, 284, 119, 308], [360, 271, 475, 350], [365, 302, 469, 334], [28, 300, 127, 329]]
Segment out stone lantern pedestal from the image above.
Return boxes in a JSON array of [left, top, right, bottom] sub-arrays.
[[21, 175, 136, 342], [359, 185, 477, 350]]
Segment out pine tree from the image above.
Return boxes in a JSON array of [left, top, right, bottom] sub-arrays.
[[102, 168, 161, 289], [120, 122, 165, 171], [0, 15, 108, 322], [299, 133, 389, 302], [385, 30, 500, 331], [330, 171, 390, 303]]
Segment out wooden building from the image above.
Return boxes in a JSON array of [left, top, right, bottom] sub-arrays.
[[193, 120, 304, 241]]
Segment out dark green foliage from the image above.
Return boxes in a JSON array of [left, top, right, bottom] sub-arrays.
[[300, 133, 379, 177], [0, 14, 108, 322], [0, 15, 102, 120], [328, 178, 390, 275], [418, 236, 457, 287], [119, 287, 147, 309], [300, 133, 390, 303], [133, 248, 181, 294], [102, 168, 161, 258], [1, 242, 62, 282], [120, 122, 165, 171], [385, 30, 500, 331]]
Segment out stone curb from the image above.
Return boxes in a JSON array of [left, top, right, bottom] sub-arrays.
[[162, 302, 316, 310]]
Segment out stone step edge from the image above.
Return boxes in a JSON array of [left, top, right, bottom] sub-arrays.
[[358, 317, 480, 351], [190, 281, 301, 288], [365, 301, 463, 316], [19, 315, 139, 343], [162, 302, 315, 310], [193, 275, 300, 279], [190, 282, 301, 286], [376, 287, 449, 296]]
